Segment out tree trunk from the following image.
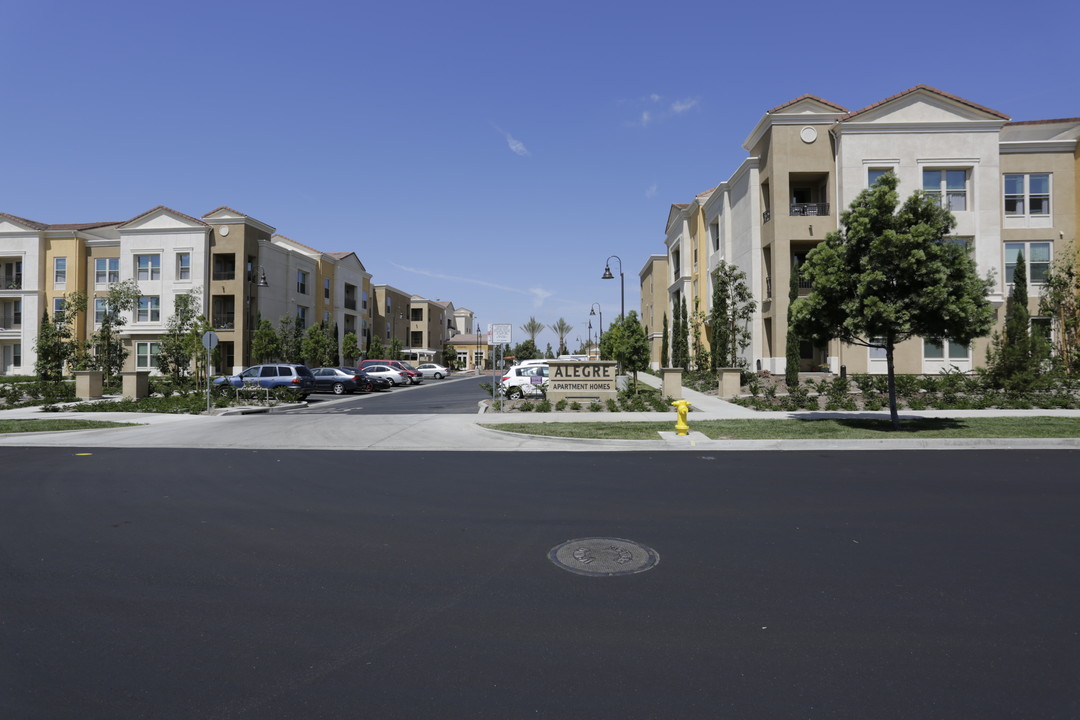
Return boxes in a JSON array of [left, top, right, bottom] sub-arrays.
[[886, 340, 900, 431]]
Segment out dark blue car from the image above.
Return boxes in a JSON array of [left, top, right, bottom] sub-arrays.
[[214, 364, 317, 398]]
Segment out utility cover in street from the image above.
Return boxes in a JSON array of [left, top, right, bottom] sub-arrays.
[[548, 537, 659, 576]]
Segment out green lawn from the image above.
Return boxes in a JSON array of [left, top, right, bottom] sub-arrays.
[[0, 419, 140, 434], [486, 417, 1080, 440]]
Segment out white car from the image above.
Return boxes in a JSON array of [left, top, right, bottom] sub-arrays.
[[499, 363, 548, 399], [416, 363, 451, 379], [361, 364, 410, 386]]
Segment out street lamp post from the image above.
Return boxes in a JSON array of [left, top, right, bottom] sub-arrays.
[[602, 256, 624, 323], [590, 303, 603, 349], [587, 320, 592, 356]]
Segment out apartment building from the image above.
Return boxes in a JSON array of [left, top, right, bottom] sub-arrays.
[[644, 85, 1079, 375], [0, 205, 393, 376], [406, 297, 455, 364], [638, 254, 668, 366]]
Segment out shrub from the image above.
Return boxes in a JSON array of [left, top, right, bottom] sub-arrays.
[[589, 401, 602, 412], [555, 399, 568, 411], [569, 401, 581, 411], [605, 398, 619, 412], [535, 399, 551, 412], [519, 401, 535, 412]]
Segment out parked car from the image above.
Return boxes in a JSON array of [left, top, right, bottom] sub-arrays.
[[213, 364, 316, 398], [311, 367, 373, 394], [416, 363, 451, 379], [360, 359, 423, 384], [361, 364, 410, 386], [499, 362, 548, 399]]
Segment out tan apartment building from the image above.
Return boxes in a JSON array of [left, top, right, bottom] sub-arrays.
[[407, 297, 455, 364], [638, 254, 668, 366]]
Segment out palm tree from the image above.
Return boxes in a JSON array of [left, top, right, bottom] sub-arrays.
[[520, 316, 546, 343], [551, 318, 573, 355]]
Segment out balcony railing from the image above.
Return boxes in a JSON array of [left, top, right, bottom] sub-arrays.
[[789, 203, 829, 216], [212, 271, 236, 281], [344, 299, 357, 311], [212, 313, 235, 329]]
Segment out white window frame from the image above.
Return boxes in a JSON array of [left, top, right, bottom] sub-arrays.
[[136, 341, 161, 369], [54, 257, 67, 288], [53, 297, 66, 320], [176, 253, 191, 281], [95, 258, 119, 286], [922, 168, 969, 212], [94, 298, 107, 324], [137, 296, 160, 323], [1004, 173, 1050, 217], [1004, 241, 1051, 286], [297, 271, 309, 295], [136, 254, 161, 281]]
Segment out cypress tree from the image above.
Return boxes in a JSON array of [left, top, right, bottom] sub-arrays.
[[786, 258, 801, 387], [661, 312, 670, 367]]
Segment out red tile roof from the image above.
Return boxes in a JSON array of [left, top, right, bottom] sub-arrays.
[[0, 212, 48, 230], [767, 94, 848, 114], [843, 84, 1009, 121], [202, 205, 249, 218], [0, 213, 125, 231]]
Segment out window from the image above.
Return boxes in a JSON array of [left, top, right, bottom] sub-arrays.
[[212, 296, 235, 329], [923, 339, 969, 360], [297, 271, 309, 294], [212, 254, 235, 281], [411, 308, 423, 321], [1032, 317, 1052, 344], [324, 311, 330, 324], [297, 306, 307, 329], [53, 297, 65, 321], [137, 296, 160, 322], [411, 331, 423, 346], [13, 343, 21, 367], [923, 169, 968, 211], [95, 258, 119, 285], [1004, 242, 1051, 284], [95, 298, 107, 324], [324, 278, 331, 300], [54, 257, 67, 287], [362, 291, 368, 310], [136, 342, 161, 369], [136, 255, 161, 281], [1004, 173, 1050, 216], [2, 261, 22, 289], [177, 253, 191, 281], [868, 168, 893, 187], [2, 300, 21, 328]]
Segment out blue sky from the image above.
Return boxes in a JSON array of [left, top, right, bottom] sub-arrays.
[[3, 0, 1078, 352]]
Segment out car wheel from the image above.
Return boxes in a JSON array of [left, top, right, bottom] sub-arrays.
[[362, 382, 373, 393], [434, 372, 443, 379], [332, 382, 346, 395], [507, 386, 523, 399]]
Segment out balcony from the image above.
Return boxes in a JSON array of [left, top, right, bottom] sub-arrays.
[[789, 203, 829, 217], [212, 313, 235, 330], [345, 298, 357, 311]]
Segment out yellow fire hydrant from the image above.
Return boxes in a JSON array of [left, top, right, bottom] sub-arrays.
[[672, 399, 691, 436]]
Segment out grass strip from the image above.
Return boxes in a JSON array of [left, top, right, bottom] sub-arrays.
[[0, 419, 140, 434], [486, 417, 1080, 440]]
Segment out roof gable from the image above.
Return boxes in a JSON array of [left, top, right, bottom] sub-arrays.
[[843, 85, 1009, 123], [119, 206, 209, 231], [0, 212, 47, 232], [767, 95, 848, 115]]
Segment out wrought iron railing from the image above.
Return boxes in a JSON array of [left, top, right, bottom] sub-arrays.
[[790, 203, 829, 216]]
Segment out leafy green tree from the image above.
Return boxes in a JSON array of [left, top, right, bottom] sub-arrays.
[[1039, 253, 1080, 373], [342, 332, 361, 365], [690, 298, 709, 370], [367, 333, 386, 360], [985, 252, 1049, 391], [793, 172, 994, 429], [786, 259, 801, 387], [677, 297, 691, 370], [544, 343, 554, 359], [709, 261, 756, 370], [91, 279, 141, 384], [388, 337, 403, 360], [551, 318, 573, 355], [511, 339, 539, 361], [34, 291, 85, 381], [600, 311, 650, 388], [156, 291, 203, 386], [670, 298, 685, 369], [302, 321, 338, 367], [278, 316, 304, 363], [252, 318, 282, 363], [661, 312, 669, 367], [441, 343, 456, 369], [520, 317, 545, 343]]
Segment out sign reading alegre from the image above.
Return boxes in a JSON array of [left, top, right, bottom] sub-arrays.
[[546, 360, 618, 404]]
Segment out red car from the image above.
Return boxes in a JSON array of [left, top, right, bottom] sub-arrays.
[[359, 359, 423, 384]]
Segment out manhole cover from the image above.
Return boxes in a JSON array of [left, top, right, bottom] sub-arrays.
[[548, 537, 659, 577]]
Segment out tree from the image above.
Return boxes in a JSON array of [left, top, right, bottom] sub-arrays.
[[985, 252, 1049, 391], [793, 172, 994, 429], [388, 337, 403, 360], [511, 339, 539, 361], [677, 297, 691, 370], [600, 311, 650, 388], [441, 343, 456, 369], [342, 332, 361, 365], [690, 298, 709, 371], [551, 318, 573, 355], [91, 279, 141, 384], [369, 334, 386, 362], [661, 312, 670, 368], [250, 319, 280, 363], [544, 343, 554, 359], [670, 298, 686, 369], [302, 321, 338, 368], [34, 290, 85, 381], [709, 261, 756, 370], [785, 259, 801, 387], [278, 316, 304, 363], [156, 291, 203, 386], [1039, 253, 1080, 373], [520, 317, 545, 343]]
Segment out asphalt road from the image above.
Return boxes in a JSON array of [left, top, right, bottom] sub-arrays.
[[295, 374, 495, 415], [3, 449, 1078, 719]]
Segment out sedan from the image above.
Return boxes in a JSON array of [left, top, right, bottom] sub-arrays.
[[361, 364, 410, 387], [416, 363, 451, 379], [311, 367, 371, 395]]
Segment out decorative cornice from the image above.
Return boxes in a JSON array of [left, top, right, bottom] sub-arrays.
[[999, 139, 1077, 154]]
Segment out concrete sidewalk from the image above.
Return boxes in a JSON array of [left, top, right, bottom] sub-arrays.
[[1, 398, 1080, 452]]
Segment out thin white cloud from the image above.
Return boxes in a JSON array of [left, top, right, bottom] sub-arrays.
[[392, 263, 552, 307], [645, 183, 658, 198], [671, 97, 699, 114], [648, 93, 662, 103], [492, 124, 530, 156]]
